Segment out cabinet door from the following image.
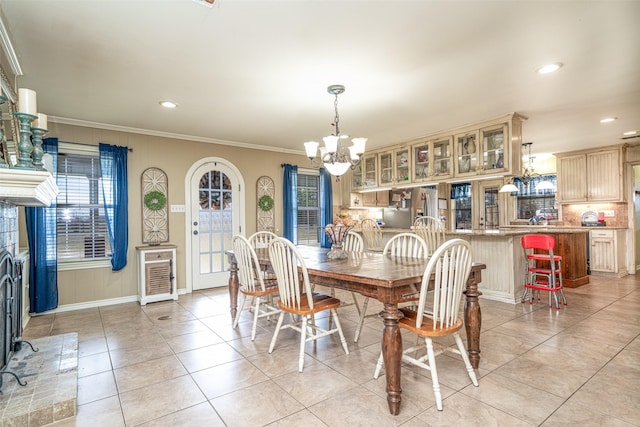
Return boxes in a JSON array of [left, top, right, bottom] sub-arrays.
[[480, 124, 507, 173], [557, 154, 587, 202], [454, 131, 479, 177], [378, 151, 394, 187], [433, 137, 453, 179], [394, 147, 410, 184], [362, 191, 377, 206], [590, 237, 616, 273], [376, 190, 389, 207], [351, 163, 363, 191], [475, 179, 503, 230], [587, 150, 621, 201], [412, 142, 430, 182], [362, 155, 378, 189]]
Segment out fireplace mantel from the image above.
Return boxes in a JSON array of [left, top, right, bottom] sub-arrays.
[[0, 168, 59, 206]]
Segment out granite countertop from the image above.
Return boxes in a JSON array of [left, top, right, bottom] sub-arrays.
[[353, 225, 626, 237]]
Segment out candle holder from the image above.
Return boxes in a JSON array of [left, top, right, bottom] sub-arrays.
[[30, 126, 47, 171], [0, 96, 8, 168], [13, 112, 37, 170], [324, 224, 352, 259]]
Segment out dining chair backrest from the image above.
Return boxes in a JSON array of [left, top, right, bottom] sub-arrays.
[[268, 237, 313, 311], [248, 231, 278, 249], [413, 216, 446, 255], [415, 238, 472, 330], [343, 231, 365, 253], [360, 218, 383, 251], [383, 233, 428, 258], [232, 235, 266, 293]]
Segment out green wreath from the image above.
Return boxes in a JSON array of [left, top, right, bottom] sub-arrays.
[[144, 191, 167, 211], [258, 194, 274, 212]]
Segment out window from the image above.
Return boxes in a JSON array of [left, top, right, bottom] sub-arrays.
[[297, 172, 320, 245], [55, 148, 112, 262], [514, 175, 558, 220]]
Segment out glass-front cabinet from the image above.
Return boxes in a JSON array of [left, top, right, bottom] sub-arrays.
[[451, 183, 472, 231], [379, 147, 411, 187], [412, 137, 452, 183], [475, 179, 503, 230], [361, 154, 378, 189], [351, 162, 364, 191], [433, 138, 453, 179], [455, 131, 479, 177], [480, 124, 507, 174], [393, 146, 410, 184], [378, 151, 393, 187]]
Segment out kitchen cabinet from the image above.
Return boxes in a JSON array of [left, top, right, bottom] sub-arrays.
[[474, 179, 503, 230], [480, 124, 507, 173], [362, 190, 389, 207], [412, 137, 453, 182], [590, 229, 625, 276], [377, 146, 410, 187], [137, 245, 177, 305], [454, 131, 479, 177], [349, 154, 377, 192], [556, 146, 624, 203]]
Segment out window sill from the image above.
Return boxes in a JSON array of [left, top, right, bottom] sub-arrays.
[[58, 259, 112, 271]]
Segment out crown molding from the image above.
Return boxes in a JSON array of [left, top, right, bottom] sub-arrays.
[[49, 116, 304, 156]]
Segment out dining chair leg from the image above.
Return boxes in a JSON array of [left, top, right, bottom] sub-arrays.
[[268, 312, 285, 354], [299, 316, 309, 372], [233, 294, 247, 329], [373, 351, 384, 378], [453, 333, 478, 386], [425, 338, 443, 411], [330, 308, 349, 355], [250, 296, 262, 341], [354, 297, 370, 343]]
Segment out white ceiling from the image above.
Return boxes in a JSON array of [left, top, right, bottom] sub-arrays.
[[1, 0, 639, 159]]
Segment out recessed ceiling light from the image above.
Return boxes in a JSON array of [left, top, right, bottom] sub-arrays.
[[159, 100, 178, 109], [600, 117, 617, 123], [624, 130, 638, 136], [537, 63, 563, 74]]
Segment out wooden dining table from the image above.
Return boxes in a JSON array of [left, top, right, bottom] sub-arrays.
[[226, 245, 486, 415]]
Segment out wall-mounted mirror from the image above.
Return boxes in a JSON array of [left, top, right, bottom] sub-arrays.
[[0, 64, 19, 167]]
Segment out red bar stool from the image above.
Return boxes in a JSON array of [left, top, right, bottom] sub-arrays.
[[521, 234, 568, 309]]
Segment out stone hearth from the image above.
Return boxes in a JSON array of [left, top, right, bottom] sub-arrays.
[[0, 333, 77, 426]]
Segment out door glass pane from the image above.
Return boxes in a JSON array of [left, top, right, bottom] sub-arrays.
[[198, 170, 233, 274], [484, 186, 499, 230]]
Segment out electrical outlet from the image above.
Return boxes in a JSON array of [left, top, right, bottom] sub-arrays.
[[170, 204, 186, 213], [602, 210, 615, 217]]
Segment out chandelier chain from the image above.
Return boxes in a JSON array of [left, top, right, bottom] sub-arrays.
[[332, 93, 340, 136]]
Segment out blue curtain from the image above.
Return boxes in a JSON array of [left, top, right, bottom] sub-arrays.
[[282, 164, 298, 243], [25, 138, 58, 313], [318, 168, 333, 248], [99, 143, 128, 271]]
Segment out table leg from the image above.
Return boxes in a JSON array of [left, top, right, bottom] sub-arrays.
[[380, 303, 402, 415], [228, 255, 239, 322], [463, 271, 482, 369]]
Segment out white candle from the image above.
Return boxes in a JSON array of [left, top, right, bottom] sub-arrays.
[[18, 88, 37, 115], [33, 113, 48, 130]]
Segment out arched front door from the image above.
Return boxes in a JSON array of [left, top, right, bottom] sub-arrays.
[[186, 158, 244, 291]]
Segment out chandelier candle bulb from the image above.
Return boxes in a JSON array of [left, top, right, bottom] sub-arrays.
[[18, 88, 37, 115], [33, 113, 48, 130]]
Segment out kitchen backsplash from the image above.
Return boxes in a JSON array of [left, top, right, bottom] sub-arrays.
[[561, 202, 628, 227]]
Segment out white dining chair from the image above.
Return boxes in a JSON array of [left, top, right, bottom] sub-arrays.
[[353, 233, 428, 343], [360, 218, 383, 252], [248, 230, 278, 249], [413, 216, 446, 256], [268, 237, 349, 372], [373, 238, 478, 411], [231, 235, 281, 341]]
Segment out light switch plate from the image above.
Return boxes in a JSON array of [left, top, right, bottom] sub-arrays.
[[170, 204, 186, 213], [603, 210, 615, 217]]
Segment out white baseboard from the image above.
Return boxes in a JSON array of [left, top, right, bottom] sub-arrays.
[[29, 295, 139, 316]]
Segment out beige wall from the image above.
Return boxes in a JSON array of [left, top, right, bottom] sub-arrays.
[[20, 122, 317, 306]]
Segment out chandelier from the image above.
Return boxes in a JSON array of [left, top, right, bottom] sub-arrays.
[[304, 84, 367, 176], [499, 142, 555, 192]]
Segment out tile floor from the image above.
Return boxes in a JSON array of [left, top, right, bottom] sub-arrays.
[[22, 274, 640, 427]]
